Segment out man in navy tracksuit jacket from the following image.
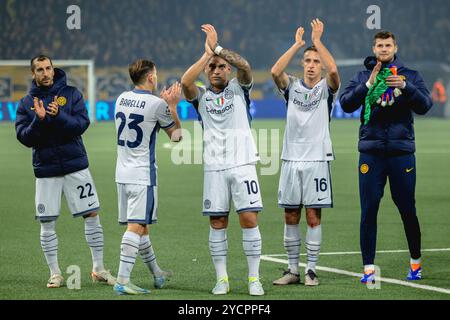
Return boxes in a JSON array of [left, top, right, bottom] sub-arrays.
[[339, 32, 432, 283], [15, 55, 115, 288]]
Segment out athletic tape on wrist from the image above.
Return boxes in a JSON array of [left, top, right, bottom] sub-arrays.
[[214, 45, 223, 55]]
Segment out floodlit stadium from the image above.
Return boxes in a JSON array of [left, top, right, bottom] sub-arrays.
[[1, 0, 449, 305]]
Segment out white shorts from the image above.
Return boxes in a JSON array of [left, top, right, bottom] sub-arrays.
[[203, 164, 263, 216], [278, 160, 333, 209], [117, 183, 158, 225], [35, 168, 100, 221]]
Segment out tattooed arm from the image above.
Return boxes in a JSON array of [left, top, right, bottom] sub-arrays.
[[181, 28, 216, 101], [218, 48, 252, 86], [202, 24, 252, 86]]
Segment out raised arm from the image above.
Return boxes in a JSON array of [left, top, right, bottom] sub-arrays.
[[181, 34, 214, 101], [271, 27, 306, 90], [311, 18, 340, 92], [160, 82, 183, 142], [202, 24, 252, 86]]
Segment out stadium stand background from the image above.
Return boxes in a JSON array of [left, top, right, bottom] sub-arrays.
[[1, 0, 449, 119]]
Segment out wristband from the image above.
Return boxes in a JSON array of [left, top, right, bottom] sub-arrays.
[[365, 80, 372, 89], [214, 45, 223, 55], [401, 80, 406, 89]]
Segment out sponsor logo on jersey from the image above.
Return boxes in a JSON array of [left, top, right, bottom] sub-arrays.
[[292, 97, 321, 112], [292, 86, 323, 112], [204, 86, 235, 115], [206, 103, 234, 115]]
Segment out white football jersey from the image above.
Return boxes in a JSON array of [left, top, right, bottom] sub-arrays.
[[281, 77, 336, 161], [114, 89, 175, 186], [190, 78, 259, 171]]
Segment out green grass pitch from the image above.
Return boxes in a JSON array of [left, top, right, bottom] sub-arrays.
[[1, 119, 449, 300]]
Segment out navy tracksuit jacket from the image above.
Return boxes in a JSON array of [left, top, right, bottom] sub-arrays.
[[15, 68, 90, 178], [339, 56, 432, 265]]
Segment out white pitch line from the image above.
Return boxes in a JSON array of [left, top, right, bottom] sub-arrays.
[[265, 248, 450, 257], [261, 255, 450, 295]]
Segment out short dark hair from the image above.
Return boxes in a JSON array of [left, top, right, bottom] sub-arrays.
[[30, 54, 53, 71], [304, 46, 318, 55], [129, 59, 155, 85], [373, 31, 396, 45]]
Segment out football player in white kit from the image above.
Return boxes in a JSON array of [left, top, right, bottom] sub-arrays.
[[181, 24, 264, 296], [113, 59, 182, 295], [271, 19, 340, 286]]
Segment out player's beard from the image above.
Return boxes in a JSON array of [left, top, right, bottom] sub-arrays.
[[376, 53, 395, 64], [210, 78, 227, 90], [37, 78, 54, 89]]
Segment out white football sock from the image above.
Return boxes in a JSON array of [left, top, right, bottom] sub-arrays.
[[284, 224, 301, 274], [117, 231, 141, 285], [139, 234, 163, 276], [410, 258, 422, 265], [305, 224, 322, 273], [364, 264, 375, 272], [40, 221, 61, 276], [242, 226, 262, 280], [209, 227, 228, 281], [84, 215, 105, 272]]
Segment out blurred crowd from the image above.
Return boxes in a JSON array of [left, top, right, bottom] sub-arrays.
[[1, 0, 448, 68]]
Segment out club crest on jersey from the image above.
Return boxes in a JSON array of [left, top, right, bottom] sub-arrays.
[[360, 164, 369, 174], [56, 96, 67, 106], [37, 203, 45, 214], [224, 88, 234, 100]]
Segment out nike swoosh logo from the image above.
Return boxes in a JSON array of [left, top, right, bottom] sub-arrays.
[[406, 168, 414, 173], [206, 98, 213, 101], [88, 202, 96, 207], [317, 197, 328, 201], [250, 200, 259, 205]]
